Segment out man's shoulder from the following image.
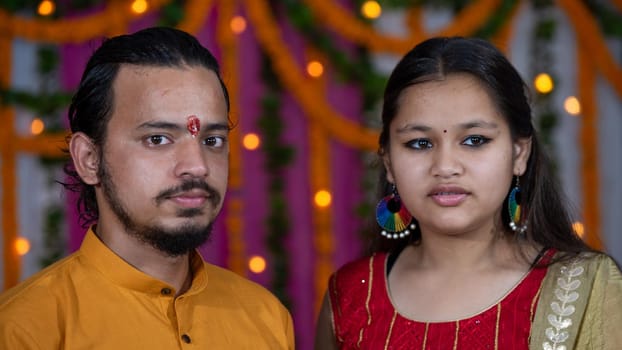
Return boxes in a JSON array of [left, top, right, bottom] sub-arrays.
[[202, 262, 284, 303], [0, 252, 81, 313]]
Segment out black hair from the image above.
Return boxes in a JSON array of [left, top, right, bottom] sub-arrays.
[[62, 26, 230, 227], [372, 37, 592, 261]]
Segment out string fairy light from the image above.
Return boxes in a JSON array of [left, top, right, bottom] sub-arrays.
[[37, 0, 55, 16], [361, 1, 381, 19], [314, 190, 332, 208], [242, 133, 260, 150], [131, 0, 149, 15], [248, 255, 267, 274]]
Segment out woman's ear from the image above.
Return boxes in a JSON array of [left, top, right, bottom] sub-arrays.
[[69, 133, 100, 185], [513, 137, 532, 176], [382, 150, 395, 184]]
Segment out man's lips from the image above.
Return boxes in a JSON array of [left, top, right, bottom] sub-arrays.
[[428, 185, 470, 206], [167, 190, 210, 208]]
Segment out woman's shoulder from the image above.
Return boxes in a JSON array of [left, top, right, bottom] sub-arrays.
[[544, 251, 621, 287]]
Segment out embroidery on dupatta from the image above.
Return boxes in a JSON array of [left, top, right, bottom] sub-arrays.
[[542, 261, 584, 350]]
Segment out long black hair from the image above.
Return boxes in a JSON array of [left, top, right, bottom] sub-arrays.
[[372, 37, 592, 260], [63, 27, 230, 227]]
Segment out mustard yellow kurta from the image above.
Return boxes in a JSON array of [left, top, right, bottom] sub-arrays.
[[0, 228, 294, 349]]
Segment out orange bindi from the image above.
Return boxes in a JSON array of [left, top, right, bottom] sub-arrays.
[[187, 115, 200, 137]]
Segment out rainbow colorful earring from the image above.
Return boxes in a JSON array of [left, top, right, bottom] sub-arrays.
[[376, 185, 416, 239], [508, 176, 527, 234]]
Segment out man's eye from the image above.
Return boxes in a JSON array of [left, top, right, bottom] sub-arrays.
[[462, 135, 490, 147], [406, 139, 432, 150], [146, 135, 172, 145], [204, 136, 226, 148]]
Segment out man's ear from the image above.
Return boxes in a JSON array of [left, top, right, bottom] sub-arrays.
[[69, 132, 100, 185], [513, 137, 532, 176]]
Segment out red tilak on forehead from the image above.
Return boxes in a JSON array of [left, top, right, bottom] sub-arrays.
[[187, 115, 200, 137]]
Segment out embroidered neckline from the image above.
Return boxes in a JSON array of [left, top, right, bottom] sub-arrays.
[[382, 252, 543, 323]]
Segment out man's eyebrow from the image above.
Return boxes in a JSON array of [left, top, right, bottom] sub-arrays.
[[204, 123, 230, 131], [136, 121, 182, 131]]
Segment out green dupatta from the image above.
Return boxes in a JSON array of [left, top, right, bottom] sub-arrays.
[[529, 253, 622, 350]]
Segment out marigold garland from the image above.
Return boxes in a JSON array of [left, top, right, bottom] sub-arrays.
[[558, 0, 622, 98], [0, 33, 19, 289], [305, 47, 335, 314], [0, 1, 170, 43], [216, 0, 246, 276], [244, 0, 379, 151], [577, 44, 603, 250], [490, 0, 521, 53], [310, 119, 334, 314], [302, 0, 502, 54], [177, 0, 214, 34]]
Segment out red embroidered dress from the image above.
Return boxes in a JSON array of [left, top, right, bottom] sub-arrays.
[[329, 252, 549, 350]]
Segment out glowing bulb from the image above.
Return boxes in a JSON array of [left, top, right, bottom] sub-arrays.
[[15, 237, 31, 256], [306, 61, 324, 78], [242, 133, 260, 150], [534, 73, 554, 94], [314, 190, 332, 208], [131, 0, 148, 14], [230, 16, 247, 34], [361, 1, 382, 19], [564, 96, 581, 116], [37, 0, 55, 16], [572, 221, 585, 238], [30, 118, 45, 135], [248, 255, 266, 274]]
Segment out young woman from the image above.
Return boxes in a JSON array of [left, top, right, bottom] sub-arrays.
[[315, 37, 622, 350]]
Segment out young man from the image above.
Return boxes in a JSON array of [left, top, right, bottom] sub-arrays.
[[0, 27, 294, 349]]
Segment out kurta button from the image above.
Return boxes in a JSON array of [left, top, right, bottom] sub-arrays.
[[161, 288, 172, 295], [181, 334, 191, 343]]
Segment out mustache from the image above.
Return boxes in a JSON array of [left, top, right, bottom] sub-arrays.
[[155, 179, 221, 207]]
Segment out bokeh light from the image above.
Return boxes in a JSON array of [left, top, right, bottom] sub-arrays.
[[230, 16, 247, 34], [306, 61, 324, 78], [37, 0, 55, 16], [361, 1, 382, 19], [131, 0, 148, 14], [30, 118, 45, 135], [15, 237, 31, 256], [248, 255, 266, 274], [564, 96, 581, 116], [314, 190, 332, 208], [242, 133, 261, 150], [534, 73, 554, 94]]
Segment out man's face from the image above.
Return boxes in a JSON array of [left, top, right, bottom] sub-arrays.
[[95, 64, 229, 256]]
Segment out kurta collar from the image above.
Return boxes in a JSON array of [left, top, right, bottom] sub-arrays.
[[79, 226, 209, 296]]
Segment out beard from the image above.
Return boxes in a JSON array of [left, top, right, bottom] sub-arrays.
[[98, 158, 220, 257]]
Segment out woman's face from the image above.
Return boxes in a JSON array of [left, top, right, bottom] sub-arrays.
[[384, 74, 531, 238]]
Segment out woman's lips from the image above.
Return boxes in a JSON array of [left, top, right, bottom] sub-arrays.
[[428, 186, 469, 206]]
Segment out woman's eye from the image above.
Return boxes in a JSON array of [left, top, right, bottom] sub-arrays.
[[406, 139, 432, 150], [462, 135, 490, 147], [146, 135, 172, 145], [204, 136, 226, 148]]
